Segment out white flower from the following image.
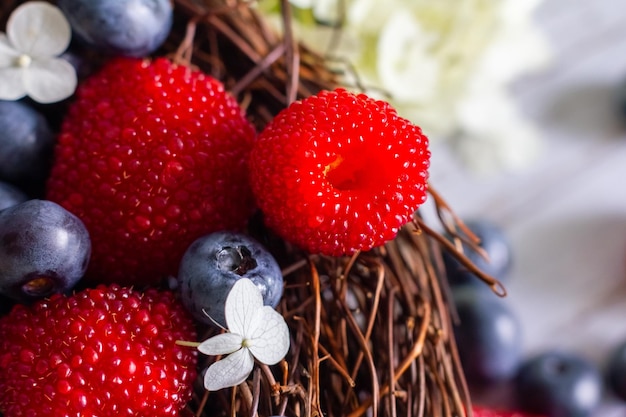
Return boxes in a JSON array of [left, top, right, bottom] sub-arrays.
[[454, 82, 543, 174], [0, 1, 77, 103], [288, 0, 314, 9], [198, 278, 290, 391], [261, 0, 552, 172], [376, 11, 438, 103]]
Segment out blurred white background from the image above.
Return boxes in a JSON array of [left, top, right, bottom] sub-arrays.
[[427, 0, 626, 414]]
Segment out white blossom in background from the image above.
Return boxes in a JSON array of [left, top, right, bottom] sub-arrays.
[[0, 1, 77, 103], [259, 0, 551, 173], [197, 278, 290, 391]]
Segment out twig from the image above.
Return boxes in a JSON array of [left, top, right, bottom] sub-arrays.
[[387, 286, 399, 417], [279, 0, 300, 104], [308, 259, 323, 417], [415, 217, 506, 296]]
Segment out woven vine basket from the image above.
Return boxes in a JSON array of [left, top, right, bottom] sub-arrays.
[[0, 1, 505, 416]]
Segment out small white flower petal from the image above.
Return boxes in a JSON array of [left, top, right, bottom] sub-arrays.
[[0, 67, 26, 100], [23, 58, 77, 103], [455, 86, 543, 172], [247, 306, 290, 365], [348, 0, 394, 34], [204, 348, 255, 391], [477, 25, 552, 85], [0, 34, 21, 67], [312, 0, 341, 24], [500, 0, 543, 23], [197, 333, 244, 356], [289, 0, 313, 8], [225, 278, 264, 337], [377, 11, 439, 103], [7, 2, 71, 58]]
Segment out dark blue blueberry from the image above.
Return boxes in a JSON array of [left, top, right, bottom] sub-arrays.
[[516, 351, 602, 417], [0, 294, 15, 317], [443, 219, 512, 287], [607, 340, 626, 401], [177, 231, 284, 327], [0, 200, 91, 302], [0, 182, 28, 212], [58, 0, 173, 57], [61, 49, 103, 81], [615, 76, 626, 121], [0, 101, 55, 192], [453, 287, 523, 383]]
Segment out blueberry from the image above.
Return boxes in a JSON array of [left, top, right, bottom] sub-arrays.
[[0, 101, 55, 192], [443, 219, 512, 287], [0, 182, 28, 212], [61, 49, 103, 81], [607, 340, 626, 401], [516, 351, 602, 417], [177, 232, 284, 327], [453, 287, 523, 383], [615, 76, 626, 121], [0, 200, 91, 302], [58, 0, 173, 57]]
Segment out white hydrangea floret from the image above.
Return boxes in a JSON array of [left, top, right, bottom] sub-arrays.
[[0, 1, 77, 103], [376, 11, 438, 103], [261, 0, 552, 172], [454, 82, 543, 174], [198, 278, 290, 391], [288, 0, 314, 9]]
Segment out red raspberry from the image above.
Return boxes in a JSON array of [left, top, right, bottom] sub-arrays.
[[46, 57, 256, 286], [248, 88, 430, 256], [0, 285, 197, 417], [472, 406, 545, 417]]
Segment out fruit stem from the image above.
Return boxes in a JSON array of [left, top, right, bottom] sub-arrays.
[[176, 340, 201, 348]]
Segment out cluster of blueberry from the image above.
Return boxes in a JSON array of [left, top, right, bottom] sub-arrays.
[[447, 220, 626, 417], [0, 0, 176, 303], [0, 99, 90, 305], [0, 0, 281, 306]]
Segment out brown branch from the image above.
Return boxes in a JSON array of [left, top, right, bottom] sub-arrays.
[[415, 217, 507, 297], [308, 259, 323, 417]]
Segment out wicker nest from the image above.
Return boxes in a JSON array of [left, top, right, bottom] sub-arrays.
[[162, 4, 505, 416], [1, 1, 506, 416]]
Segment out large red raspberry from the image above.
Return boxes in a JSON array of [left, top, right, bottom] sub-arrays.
[[248, 88, 430, 256], [0, 285, 197, 417], [46, 57, 257, 286]]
